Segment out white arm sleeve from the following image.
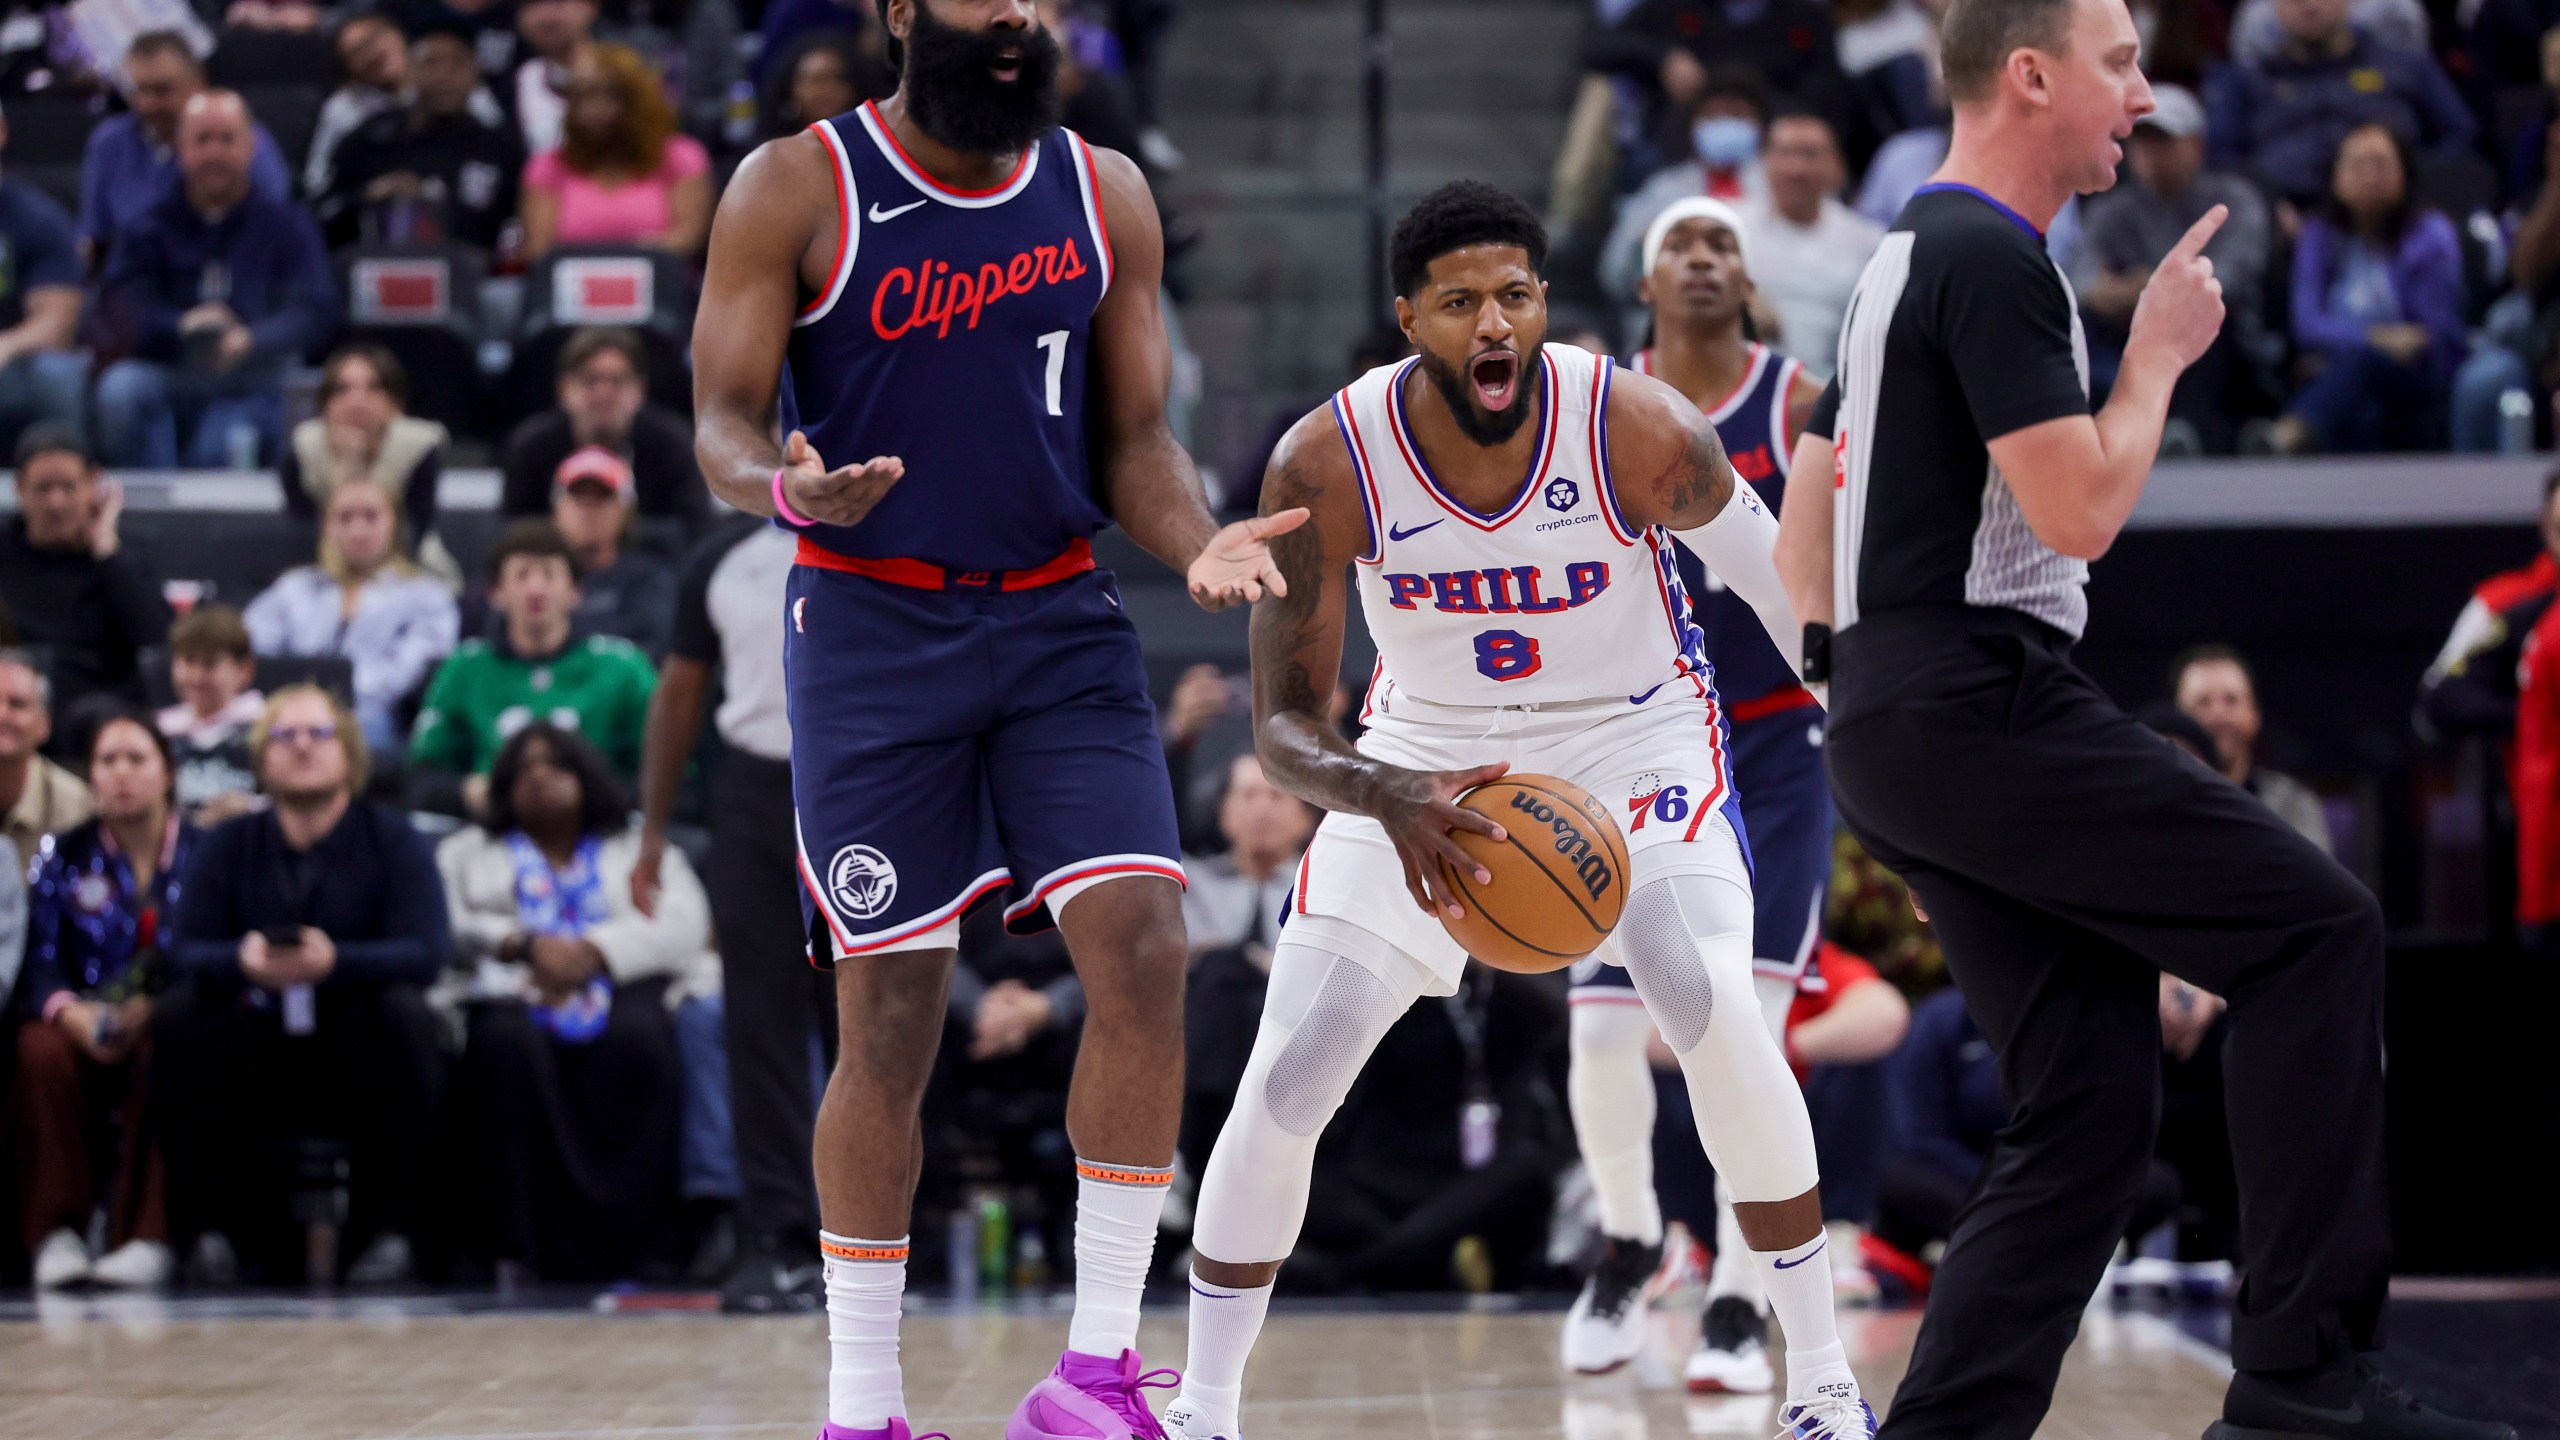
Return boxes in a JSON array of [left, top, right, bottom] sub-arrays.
[[1669, 477, 1815, 696]]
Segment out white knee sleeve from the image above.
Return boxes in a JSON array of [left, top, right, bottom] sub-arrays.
[[1753, 971, 1798, 1045], [1191, 919, 1430, 1266], [1568, 999, 1662, 1243], [1616, 873, 1821, 1205]]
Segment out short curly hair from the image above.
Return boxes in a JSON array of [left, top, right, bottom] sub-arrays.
[[1389, 181, 1548, 300]]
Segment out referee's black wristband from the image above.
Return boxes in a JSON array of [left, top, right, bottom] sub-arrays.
[[1802, 623, 1833, 685]]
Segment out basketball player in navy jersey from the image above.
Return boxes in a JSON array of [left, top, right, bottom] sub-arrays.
[[1560, 197, 1843, 1391], [692, 4, 1302, 1439], [1161, 182, 1874, 1440]]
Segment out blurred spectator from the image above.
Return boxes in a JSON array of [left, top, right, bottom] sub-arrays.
[[244, 477, 462, 750], [408, 520, 657, 816], [2173, 644, 2336, 854], [760, 28, 887, 138], [1159, 662, 1245, 849], [317, 20, 527, 252], [1739, 110, 1882, 376], [2074, 86, 2272, 453], [637, 516, 819, 1310], [156, 605, 265, 826], [1038, 0, 1144, 172], [2, 649, 95, 873], [500, 327, 705, 528], [0, 427, 173, 716], [1181, 754, 1314, 955], [94, 91, 339, 470], [1224, 328, 1411, 525], [383, 0, 524, 86], [2230, 0, 2422, 65], [519, 42, 711, 260], [279, 345, 452, 568], [16, 712, 187, 1291], [755, 0, 878, 87], [307, 14, 413, 198], [2470, 51, 2560, 449], [159, 684, 448, 1284], [1832, 0, 1939, 133], [552, 446, 677, 657], [0, 833, 21, 1011], [0, 102, 86, 455], [2502, 551, 2560, 932], [437, 722, 713, 1279], [1602, 69, 1772, 301], [1289, 965, 1569, 1293], [2204, 0, 2472, 207], [2462, 0, 2560, 101], [77, 31, 291, 264], [2257, 123, 2463, 454], [1872, 987, 2178, 1277], [1586, 0, 1853, 156], [223, 0, 328, 30], [509, 0, 595, 153], [2420, 470, 2560, 745]]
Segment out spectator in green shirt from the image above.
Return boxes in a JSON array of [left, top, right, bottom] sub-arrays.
[[409, 520, 656, 819]]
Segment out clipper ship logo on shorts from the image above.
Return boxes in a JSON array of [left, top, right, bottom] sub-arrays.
[[828, 844, 898, 920]]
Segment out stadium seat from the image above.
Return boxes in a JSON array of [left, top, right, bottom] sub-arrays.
[[3, 93, 103, 215], [207, 27, 335, 91], [237, 83, 328, 183], [338, 243, 493, 438], [509, 245, 698, 426]]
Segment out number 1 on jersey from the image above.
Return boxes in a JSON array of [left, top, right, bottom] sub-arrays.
[[1037, 330, 1068, 416]]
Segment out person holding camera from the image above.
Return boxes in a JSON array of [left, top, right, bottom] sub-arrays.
[[157, 684, 448, 1285]]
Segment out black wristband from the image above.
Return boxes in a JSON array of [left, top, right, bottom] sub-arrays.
[[1802, 623, 1833, 684]]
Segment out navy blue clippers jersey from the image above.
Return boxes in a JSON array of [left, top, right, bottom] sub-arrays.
[[1638, 343, 1805, 705], [784, 103, 1116, 572]]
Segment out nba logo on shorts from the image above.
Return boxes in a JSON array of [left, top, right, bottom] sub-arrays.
[[828, 844, 899, 920], [1546, 478, 1579, 511]]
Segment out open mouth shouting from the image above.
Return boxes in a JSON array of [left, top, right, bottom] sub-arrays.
[[1471, 348, 1522, 412], [991, 46, 1024, 83]]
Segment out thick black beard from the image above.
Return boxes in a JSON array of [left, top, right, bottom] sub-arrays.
[[1419, 346, 1541, 448], [902, 1, 1062, 156]]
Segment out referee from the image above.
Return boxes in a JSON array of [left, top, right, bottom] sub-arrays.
[[1783, 0, 2516, 1438]]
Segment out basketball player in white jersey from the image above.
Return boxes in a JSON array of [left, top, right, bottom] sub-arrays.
[[1161, 182, 1874, 1440]]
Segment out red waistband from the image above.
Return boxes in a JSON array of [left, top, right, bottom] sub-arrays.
[[793, 536, 1095, 592], [1727, 685, 1822, 724]]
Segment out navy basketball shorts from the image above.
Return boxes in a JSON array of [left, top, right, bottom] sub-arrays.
[[783, 563, 1185, 960], [1569, 703, 1832, 1002]]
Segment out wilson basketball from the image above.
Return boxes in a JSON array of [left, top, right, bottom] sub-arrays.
[[1437, 774, 1630, 973]]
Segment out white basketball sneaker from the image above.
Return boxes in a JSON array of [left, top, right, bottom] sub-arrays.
[[1160, 1396, 1239, 1440], [1685, 1295, 1776, 1394], [1560, 1234, 1663, 1374], [33, 1229, 90, 1289]]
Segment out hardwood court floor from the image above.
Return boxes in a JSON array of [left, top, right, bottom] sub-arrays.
[[0, 1295, 2231, 1440]]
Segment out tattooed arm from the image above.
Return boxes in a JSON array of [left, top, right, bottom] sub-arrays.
[[1610, 366, 1812, 688], [1250, 408, 1509, 920]]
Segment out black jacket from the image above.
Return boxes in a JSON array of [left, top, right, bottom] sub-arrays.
[[0, 518, 173, 716]]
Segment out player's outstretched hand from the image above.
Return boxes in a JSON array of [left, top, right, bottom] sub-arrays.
[[1372, 761, 1511, 920], [779, 429, 906, 529], [2128, 204, 2227, 371], [1188, 508, 1312, 612]]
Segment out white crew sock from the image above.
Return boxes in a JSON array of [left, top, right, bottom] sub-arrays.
[[1753, 1233, 1852, 1399], [1705, 1177, 1764, 1304], [822, 1233, 909, 1429], [1066, 1158, 1173, 1359], [1175, 1273, 1274, 1434]]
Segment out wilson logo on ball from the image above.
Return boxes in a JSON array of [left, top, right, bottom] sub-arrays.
[[1507, 790, 1616, 901]]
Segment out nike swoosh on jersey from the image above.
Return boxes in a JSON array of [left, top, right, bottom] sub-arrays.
[[1387, 519, 1445, 542], [1773, 1239, 1828, 1270], [868, 199, 929, 222], [1628, 681, 1670, 705]]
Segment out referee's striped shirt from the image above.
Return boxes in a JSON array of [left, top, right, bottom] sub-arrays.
[[1825, 183, 2095, 639]]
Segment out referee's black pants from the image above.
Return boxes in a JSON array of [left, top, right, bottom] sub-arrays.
[[1826, 608, 2389, 1440], [706, 752, 835, 1249]]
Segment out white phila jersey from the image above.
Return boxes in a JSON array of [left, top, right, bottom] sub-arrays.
[[1334, 341, 1712, 710]]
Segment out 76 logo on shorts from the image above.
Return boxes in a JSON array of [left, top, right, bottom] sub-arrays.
[[1624, 781, 1693, 832]]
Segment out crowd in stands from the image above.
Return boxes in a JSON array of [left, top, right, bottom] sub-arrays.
[[1555, 0, 2560, 452]]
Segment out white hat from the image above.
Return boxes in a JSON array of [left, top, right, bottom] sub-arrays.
[[2138, 85, 2206, 139], [1641, 197, 1752, 280]]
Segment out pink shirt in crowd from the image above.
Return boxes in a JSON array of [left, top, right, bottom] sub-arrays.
[[525, 135, 710, 247]]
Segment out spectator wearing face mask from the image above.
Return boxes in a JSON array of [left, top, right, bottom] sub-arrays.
[[1603, 69, 1772, 303]]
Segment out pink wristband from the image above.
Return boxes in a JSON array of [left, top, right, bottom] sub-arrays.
[[772, 467, 815, 528]]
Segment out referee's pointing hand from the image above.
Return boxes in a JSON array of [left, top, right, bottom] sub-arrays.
[[2128, 204, 2229, 370]]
